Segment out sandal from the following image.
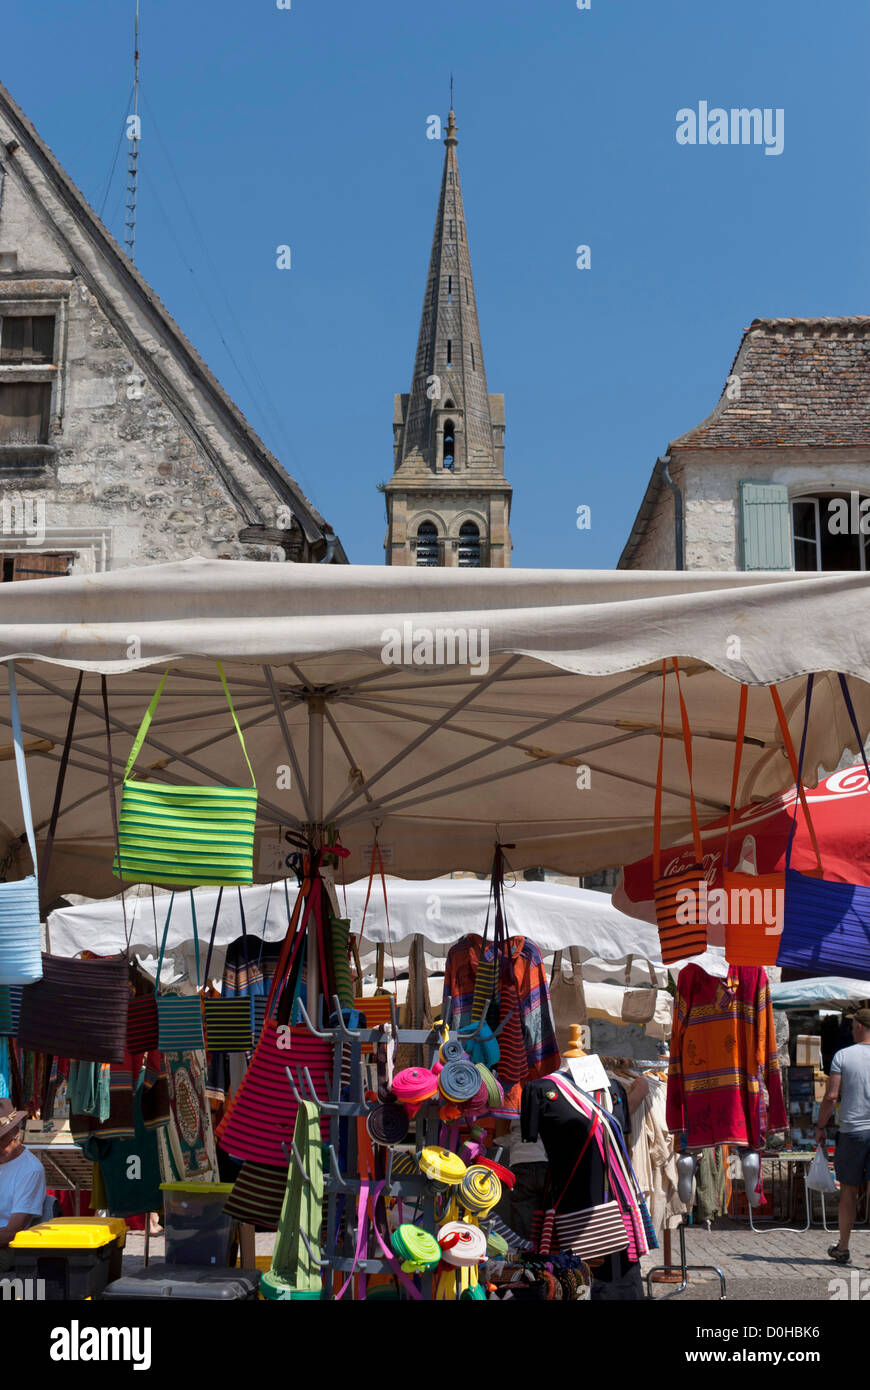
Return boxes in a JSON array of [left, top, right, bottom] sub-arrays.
[[828, 1244, 851, 1265]]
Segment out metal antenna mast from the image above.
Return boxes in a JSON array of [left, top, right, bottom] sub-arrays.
[[124, 0, 141, 260]]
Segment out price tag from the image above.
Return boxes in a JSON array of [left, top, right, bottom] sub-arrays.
[[566, 1053, 611, 1094]]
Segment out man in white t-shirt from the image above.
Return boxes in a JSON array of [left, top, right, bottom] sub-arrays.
[[0, 1099, 46, 1272]]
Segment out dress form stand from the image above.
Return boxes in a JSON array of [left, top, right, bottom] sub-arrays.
[[647, 1147, 726, 1301]]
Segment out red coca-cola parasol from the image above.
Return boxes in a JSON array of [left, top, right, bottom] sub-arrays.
[[615, 765, 870, 933]]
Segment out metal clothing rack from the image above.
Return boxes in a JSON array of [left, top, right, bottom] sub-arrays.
[[280, 992, 506, 1301], [646, 1218, 727, 1301]]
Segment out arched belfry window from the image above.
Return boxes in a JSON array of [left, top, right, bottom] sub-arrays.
[[443, 420, 456, 471], [416, 521, 440, 567], [458, 521, 481, 567]]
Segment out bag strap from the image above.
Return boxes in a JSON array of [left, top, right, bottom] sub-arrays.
[[154, 892, 176, 996], [7, 661, 37, 875], [122, 662, 255, 786], [723, 684, 749, 870], [360, 836, 396, 993], [101, 677, 131, 958], [39, 670, 83, 902], [653, 660, 703, 878], [189, 890, 201, 989], [552, 1109, 601, 1213], [263, 870, 312, 1018], [767, 685, 823, 874], [837, 673, 870, 789], [202, 888, 225, 987], [786, 677, 815, 870]]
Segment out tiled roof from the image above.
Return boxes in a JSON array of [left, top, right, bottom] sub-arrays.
[[673, 317, 870, 449]]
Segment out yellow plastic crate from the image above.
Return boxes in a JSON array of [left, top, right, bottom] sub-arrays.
[[45, 1216, 127, 1248], [11, 1221, 116, 1250]]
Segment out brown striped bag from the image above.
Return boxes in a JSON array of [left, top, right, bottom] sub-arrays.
[[653, 659, 708, 965], [554, 1200, 629, 1261]]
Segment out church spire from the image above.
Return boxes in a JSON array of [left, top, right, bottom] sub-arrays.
[[384, 107, 512, 567], [396, 106, 499, 476]]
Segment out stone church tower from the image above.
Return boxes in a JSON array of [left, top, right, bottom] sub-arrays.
[[383, 110, 512, 567]]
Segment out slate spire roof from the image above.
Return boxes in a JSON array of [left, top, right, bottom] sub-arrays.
[[396, 109, 499, 476]]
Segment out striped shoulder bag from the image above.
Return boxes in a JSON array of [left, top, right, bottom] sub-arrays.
[[778, 675, 870, 979], [202, 888, 255, 1053], [113, 663, 257, 888], [550, 1109, 630, 1262]]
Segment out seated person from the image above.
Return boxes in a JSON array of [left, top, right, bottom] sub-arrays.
[[0, 1099, 46, 1272]]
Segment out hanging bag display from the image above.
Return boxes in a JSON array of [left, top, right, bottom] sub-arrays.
[[778, 675, 870, 979], [113, 663, 257, 888], [154, 892, 206, 1051], [126, 993, 159, 1054], [202, 888, 255, 1052], [18, 677, 131, 1062], [216, 866, 334, 1164], [18, 952, 130, 1063], [0, 661, 43, 986], [652, 659, 708, 964], [722, 684, 823, 966]]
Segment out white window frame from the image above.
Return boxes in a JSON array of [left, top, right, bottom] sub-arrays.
[[791, 491, 870, 572]]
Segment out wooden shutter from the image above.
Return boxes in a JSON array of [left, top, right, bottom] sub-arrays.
[[0, 382, 51, 443], [11, 553, 71, 580], [739, 482, 791, 570]]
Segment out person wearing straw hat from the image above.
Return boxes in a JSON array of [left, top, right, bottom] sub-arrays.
[[0, 1099, 46, 1271], [816, 1007, 870, 1265]]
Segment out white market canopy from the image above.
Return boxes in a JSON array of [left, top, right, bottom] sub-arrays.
[[46, 877, 698, 984], [769, 978, 870, 1010], [3, 558, 870, 898]]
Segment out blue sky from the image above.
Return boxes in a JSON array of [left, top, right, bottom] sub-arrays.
[[3, 0, 868, 566]]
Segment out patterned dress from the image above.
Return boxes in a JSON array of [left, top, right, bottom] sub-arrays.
[[666, 965, 787, 1149]]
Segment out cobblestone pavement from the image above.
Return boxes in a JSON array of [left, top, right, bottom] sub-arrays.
[[120, 1219, 867, 1301], [641, 1218, 870, 1300]]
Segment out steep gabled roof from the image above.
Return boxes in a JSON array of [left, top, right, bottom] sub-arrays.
[[672, 317, 870, 450], [0, 79, 346, 559]]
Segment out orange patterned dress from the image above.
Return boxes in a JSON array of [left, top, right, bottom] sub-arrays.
[[666, 965, 787, 1148]]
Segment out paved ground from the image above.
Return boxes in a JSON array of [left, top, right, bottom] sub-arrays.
[[119, 1218, 868, 1301], [640, 1217, 870, 1301]]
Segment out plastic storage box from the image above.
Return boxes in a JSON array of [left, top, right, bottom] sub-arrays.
[[160, 1182, 235, 1267], [9, 1222, 118, 1300], [43, 1216, 127, 1282], [102, 1265, 260, 1301]]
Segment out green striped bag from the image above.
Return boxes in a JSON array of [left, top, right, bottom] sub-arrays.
[[113, 663, 257, 888]]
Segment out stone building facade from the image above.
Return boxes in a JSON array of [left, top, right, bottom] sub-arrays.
[[383, 110, 512, 568], [0, 81, 344, 579], [619, 317, 870, 573]]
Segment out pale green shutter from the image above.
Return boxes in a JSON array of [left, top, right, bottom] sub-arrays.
[[739, 482, 791, 570]]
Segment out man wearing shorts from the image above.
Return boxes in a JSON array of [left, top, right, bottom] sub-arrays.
[[816, 1007, 870, 1264]]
